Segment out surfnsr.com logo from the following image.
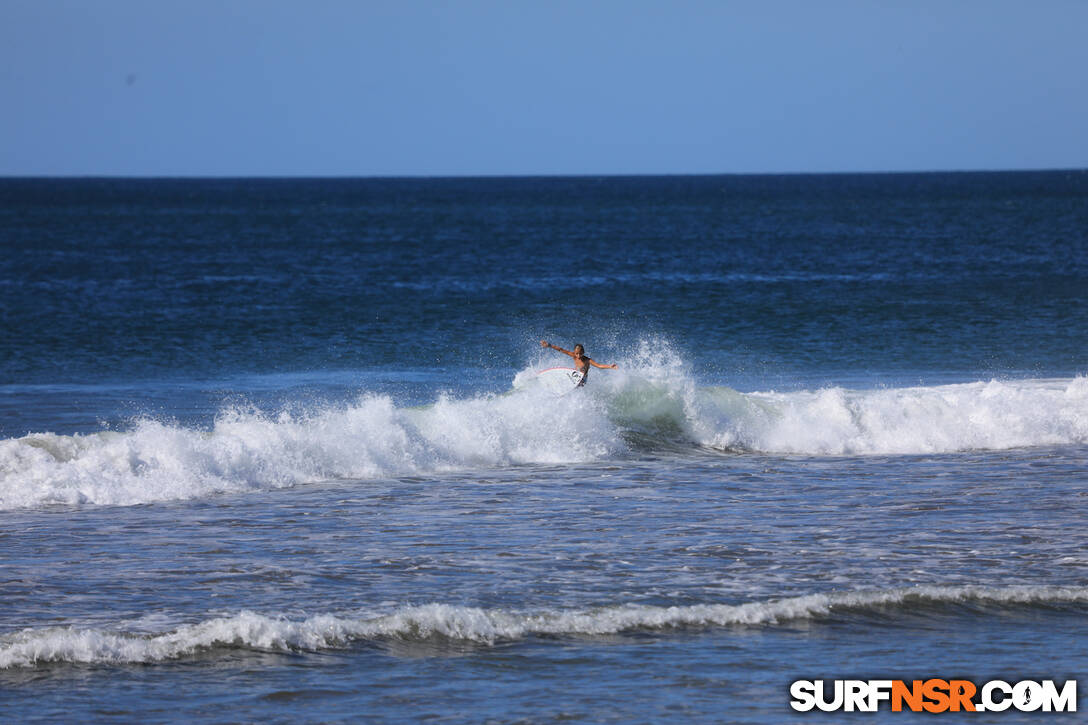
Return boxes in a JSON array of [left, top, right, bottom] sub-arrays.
[[790, 679, 1077, 713]]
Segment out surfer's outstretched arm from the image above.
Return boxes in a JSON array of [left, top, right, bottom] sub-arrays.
[[541, 340, 618, 369], [540, 340, 574, 357]]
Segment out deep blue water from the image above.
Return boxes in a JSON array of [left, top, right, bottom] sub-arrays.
[[2, 172, 1087, 722]]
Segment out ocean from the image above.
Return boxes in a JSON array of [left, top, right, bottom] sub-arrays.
[[1, 172, 1087, 722]]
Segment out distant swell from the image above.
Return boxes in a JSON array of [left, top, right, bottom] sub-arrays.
[[3, 585, 1086, 668], [2, 370, 1087, 509]]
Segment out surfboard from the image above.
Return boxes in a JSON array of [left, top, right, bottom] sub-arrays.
[[536, 366, 585, 394]]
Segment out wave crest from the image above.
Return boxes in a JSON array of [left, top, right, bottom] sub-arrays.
[[0, 389, 617, 509], [684, 376, 1088, 455], [3, 371, 1086, 509], [4, 585, 1086, 668]]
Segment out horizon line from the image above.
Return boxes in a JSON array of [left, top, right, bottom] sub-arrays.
[[2, 166, 1087, 182]]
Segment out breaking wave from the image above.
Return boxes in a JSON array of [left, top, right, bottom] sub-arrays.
[[614, 375, 1088, 455], [0, 387, 616, 509], [3, 585, 1086, 668], [2, 349, 1086, 509]]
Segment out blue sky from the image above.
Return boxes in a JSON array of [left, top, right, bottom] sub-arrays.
[[2, 0, 1086, 176]]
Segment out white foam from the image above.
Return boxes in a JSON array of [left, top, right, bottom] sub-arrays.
[[0, 388, 617, 510], [704, 377, 1088, 455], [3, 585, 1085, 668], [3, 361, 1087, 509], [593, 345, 1088, 455]]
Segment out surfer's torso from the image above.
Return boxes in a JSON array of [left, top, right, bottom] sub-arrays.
[[539, 340, 617, 384], [572, 355, 591, 383]]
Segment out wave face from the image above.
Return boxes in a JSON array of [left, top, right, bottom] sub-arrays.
[[3, 367, 1086, 509], [628, 375, 1088, 456], [3, 585, 1085, 668]]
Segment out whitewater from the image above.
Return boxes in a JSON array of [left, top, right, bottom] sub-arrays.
[[4, 366, 1086, 509], [5, 585, 1087, 668]]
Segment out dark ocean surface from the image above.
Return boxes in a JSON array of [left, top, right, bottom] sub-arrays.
[[2, 172, 1087, 722]]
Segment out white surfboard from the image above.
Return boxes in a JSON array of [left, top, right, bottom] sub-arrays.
[[536, 366, 585, 394]]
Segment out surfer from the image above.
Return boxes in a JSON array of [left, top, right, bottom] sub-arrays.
[[540, 340, 617, 386]]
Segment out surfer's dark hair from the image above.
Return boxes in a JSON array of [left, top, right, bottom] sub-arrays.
[[574, 344, 584, 354]]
